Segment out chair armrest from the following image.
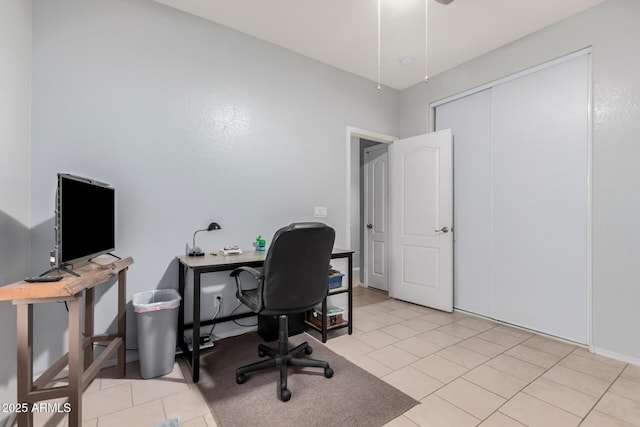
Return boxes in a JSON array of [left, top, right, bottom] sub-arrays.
[[230, 266, 263, 283], [230, 266, 264, 311]]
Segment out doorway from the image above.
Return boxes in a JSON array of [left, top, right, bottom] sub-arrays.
[[363, 143, 389, 292], [346, 127, 454, 313], [345, 127, 396, 291]]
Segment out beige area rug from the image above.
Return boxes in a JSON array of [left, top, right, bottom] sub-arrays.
[[184, 332, 418, 427]]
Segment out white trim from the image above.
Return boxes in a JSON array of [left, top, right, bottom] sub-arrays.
[[345, 126, 397, 251], [431, 47, 593, 109], [454, 308, 587, 348], [363, 152, 370, 288], [428, 102, 436, 132], [346, 126, 397, 143], [591, 347, 640, 367], [586, 52, 594, 350]]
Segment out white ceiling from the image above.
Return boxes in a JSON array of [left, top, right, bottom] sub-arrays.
[[154, 0, 606, 90]]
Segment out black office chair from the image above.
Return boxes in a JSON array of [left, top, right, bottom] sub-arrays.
[[230, 222, 336, 402]]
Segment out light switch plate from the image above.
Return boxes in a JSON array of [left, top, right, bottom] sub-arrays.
[[313, 206, 327, 217]]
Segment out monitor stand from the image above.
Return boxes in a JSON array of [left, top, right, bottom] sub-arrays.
[[90, 253, 121, 262], [39, 265, 80, 277]]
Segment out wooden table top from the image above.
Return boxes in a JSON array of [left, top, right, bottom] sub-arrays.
[[0, 256, 133, 302]]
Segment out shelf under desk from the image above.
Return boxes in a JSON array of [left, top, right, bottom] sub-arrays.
[[176, 248, 353, 383]]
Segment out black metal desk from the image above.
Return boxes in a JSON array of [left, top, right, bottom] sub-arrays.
[[177, 248, 353, 383]]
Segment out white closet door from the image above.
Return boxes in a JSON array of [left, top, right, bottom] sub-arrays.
[[434, 53, 589, 344], [435, 89, 493, 316], [491, 55, 589, 343]]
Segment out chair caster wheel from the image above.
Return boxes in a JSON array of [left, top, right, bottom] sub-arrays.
[[236, 373, 246, 384], [280, 388, 292, 402], [304, 346, 313, 355], [324, 367, 334, 378]]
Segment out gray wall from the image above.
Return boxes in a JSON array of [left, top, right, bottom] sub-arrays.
[[27, 0, 399, 374], [399, 81, 428, 139], [400, 0, 640, 362], [0, 0, 31, 421]]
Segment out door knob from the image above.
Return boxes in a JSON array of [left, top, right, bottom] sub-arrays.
[[435, 226, 449, 233], [366, 224, 373, 229]]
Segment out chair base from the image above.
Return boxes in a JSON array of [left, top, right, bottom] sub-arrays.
[[236, 314, 333, 401]]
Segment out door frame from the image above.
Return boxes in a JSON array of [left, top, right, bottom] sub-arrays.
[[345, 127, 397, 289]]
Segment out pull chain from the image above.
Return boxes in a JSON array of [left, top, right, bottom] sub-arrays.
[[425, 0, 429, 83], [377, 0, 382, 91]]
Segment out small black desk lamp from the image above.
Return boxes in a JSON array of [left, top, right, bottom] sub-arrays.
[[189, 222, 221, 256]]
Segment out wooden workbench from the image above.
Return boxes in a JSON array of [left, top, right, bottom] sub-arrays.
[[0, 255, 133, 427]]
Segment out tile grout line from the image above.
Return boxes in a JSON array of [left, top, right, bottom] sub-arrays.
[[471, 344, 578, 423], [385, 318, 574, 423], [337, 298, 636, 426], [362, 320, 512, 422], [476, 342, 624, 425], [263, 293, 632, 427], [353, 290, 639, 426], [424, 326, 549, 423], [576, 363, 629, 426], [92, 382, 135, 425]]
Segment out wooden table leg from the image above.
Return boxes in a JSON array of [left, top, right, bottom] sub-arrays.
[[84, 288, 94, 370], [118, 269, 127, 377], [67, 296, 82, 427], [16, 303, 33, 427]]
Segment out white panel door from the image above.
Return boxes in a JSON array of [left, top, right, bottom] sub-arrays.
[[365, 146, 389, 291], [491, 54, 589, 343], [389, 130, 453, 311]]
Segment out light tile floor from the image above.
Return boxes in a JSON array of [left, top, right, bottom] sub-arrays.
[[26, 286, 640, 426]]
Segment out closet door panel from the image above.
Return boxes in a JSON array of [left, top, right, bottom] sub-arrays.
[[491, 55, 589, 343], [435, 89, 493, 316]]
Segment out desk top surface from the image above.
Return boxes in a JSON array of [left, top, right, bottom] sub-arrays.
[[0, 256, 133, 302], [177, 247, 353, 269]]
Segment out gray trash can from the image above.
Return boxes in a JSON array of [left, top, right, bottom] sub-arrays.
[[133, 289, 181, 379]]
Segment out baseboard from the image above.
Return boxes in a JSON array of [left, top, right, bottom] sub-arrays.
[[453, 308, 588, 348], [591, 346, 640, 367], [454, 308, 640, 366]]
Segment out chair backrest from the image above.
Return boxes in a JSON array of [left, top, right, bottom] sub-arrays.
[[260, 222, 336, 315]]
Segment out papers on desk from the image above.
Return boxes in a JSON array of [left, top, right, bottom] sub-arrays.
[[219, 246, 243, 255]]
